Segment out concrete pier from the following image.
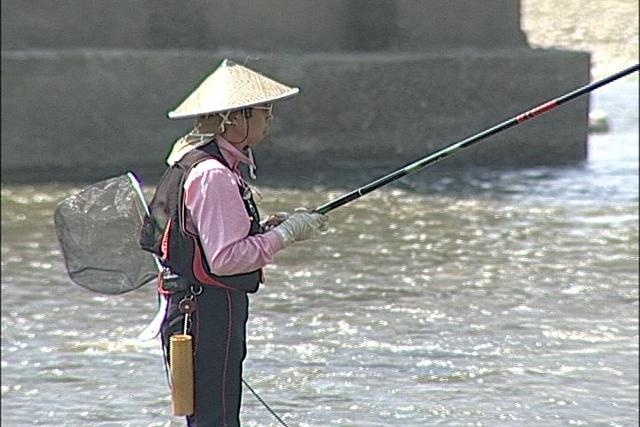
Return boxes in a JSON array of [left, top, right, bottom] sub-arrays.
[[1, 1, 590, 183]]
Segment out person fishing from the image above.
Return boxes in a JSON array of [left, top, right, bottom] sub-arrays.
[[139, 58, 328, 427]]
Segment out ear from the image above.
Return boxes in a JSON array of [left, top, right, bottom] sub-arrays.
[[228, 110, 244, 125]]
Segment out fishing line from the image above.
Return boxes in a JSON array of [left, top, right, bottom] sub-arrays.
[[242, 378, 291, 427]]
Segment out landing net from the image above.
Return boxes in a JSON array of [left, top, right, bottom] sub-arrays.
[[54, 172, 158, 294]]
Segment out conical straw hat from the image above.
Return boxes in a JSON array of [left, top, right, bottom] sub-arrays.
[[167, 59, 299, 119]]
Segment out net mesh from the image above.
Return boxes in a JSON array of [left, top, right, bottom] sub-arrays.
[[54, 173, 158, 294]]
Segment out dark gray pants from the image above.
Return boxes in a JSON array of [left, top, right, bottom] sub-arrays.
[[162, 286, 249, 427]]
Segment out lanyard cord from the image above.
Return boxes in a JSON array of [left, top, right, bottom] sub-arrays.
[[242, 378, 290, 427]]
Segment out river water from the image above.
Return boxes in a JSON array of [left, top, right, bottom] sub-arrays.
[[2, 80, 638, 426]]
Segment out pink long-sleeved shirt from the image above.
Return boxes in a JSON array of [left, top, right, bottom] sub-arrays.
[[183, 137, 284, 276]]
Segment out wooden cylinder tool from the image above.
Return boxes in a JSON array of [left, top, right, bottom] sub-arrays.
[[169, 334, 194, 416]]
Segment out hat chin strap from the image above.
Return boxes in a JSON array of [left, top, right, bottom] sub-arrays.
[[247, 147, 257, 180], [219, 110, 258, 180], [223, 110, 252, 147]]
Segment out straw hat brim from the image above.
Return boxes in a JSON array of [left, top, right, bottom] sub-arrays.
[[167, 59, 300, 120]]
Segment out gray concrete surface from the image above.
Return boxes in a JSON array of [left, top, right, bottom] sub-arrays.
[[1, 1, 527, 51], [1, 1, 590, 183]]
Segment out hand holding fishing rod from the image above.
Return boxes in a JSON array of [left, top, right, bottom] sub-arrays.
[[313, 63, 639, 215], [271, 208, 329, 246]]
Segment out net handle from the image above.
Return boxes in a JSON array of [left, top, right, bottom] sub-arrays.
[[126, 172, 165, 273]]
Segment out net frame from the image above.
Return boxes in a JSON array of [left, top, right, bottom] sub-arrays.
[[54, 172, 159, 294]]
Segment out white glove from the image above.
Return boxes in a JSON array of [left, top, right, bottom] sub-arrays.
[[272, 208, 328, 247]]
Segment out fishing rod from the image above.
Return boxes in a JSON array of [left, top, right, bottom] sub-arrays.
[[313, 63, 639, 215]]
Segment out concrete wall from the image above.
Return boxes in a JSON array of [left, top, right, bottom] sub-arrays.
[[1, 0, 589, 183], [1, 0, 527, 50]]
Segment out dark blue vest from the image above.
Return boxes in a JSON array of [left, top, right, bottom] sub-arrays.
[[140, 142, 262, 293]]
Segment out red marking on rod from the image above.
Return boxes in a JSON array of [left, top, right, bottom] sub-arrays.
[[516, 100, 559, 123]]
